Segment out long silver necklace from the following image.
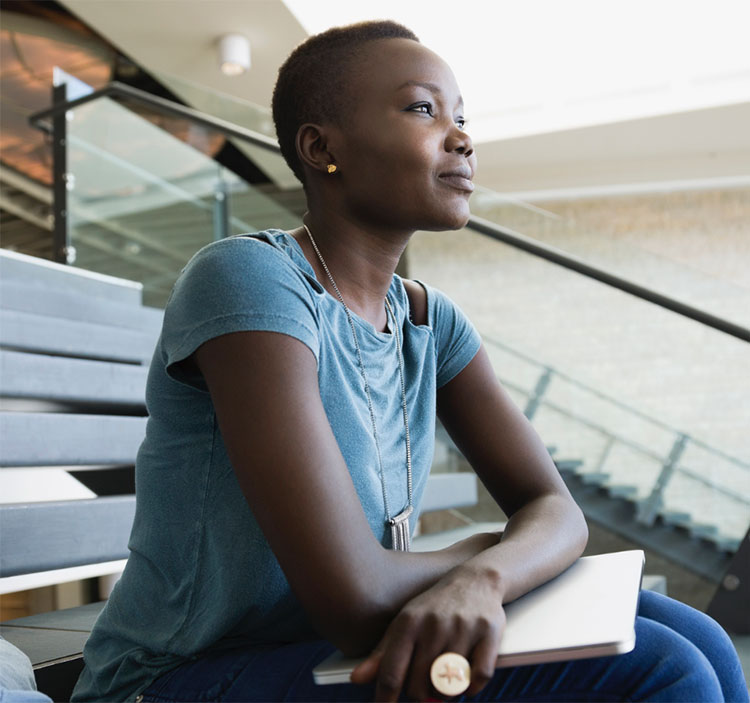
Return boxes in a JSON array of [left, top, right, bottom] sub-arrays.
[[303, 224, 413, 551]]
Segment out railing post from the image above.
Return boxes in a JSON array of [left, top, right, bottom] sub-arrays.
[[593, 435, 616, 474], [637, 433, 689, 526], [51, 82, 71, 264], [524, 367, 553, 421], [213, 178, 229, 240]]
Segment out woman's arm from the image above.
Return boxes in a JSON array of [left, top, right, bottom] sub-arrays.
[[197, 319, 585, 701], [437, 343, 589, 602], [403, 278, 587, 597], [192, 330, 497, 655]]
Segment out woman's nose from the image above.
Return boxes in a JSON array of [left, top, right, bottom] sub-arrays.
[[446, 126, 474, 158]]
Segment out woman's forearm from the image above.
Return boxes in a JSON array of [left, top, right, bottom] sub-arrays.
[[339, 492, 585, 656], [335, 493, 586, 655], [370, 492, 585, 621], [462, 492, 588, 604]]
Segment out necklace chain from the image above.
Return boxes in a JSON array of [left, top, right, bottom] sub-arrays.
[[303, 224, 413, 524]]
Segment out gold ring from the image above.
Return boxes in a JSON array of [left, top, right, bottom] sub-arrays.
[[430, 652, 471, 696]]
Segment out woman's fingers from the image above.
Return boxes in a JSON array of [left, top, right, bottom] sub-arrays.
[[405, 614, 472, 701], [358, 582, 506, 701], [465, 616, 504, 697], [350, 650, 382, 685], [374, 615, 419, 702]]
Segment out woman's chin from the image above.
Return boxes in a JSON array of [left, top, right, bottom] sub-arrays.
[[439, 205, 473, 232], [412, 197, 472, 232]]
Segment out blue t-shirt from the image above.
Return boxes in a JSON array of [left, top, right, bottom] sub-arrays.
[[72, 230, 480, 702]]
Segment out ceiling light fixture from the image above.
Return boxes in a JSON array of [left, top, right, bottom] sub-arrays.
[[217, 33, 251, 76]]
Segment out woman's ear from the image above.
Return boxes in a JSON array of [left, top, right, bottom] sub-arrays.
[[296, 123, 336, 176]]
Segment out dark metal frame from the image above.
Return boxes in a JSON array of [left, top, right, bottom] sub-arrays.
[[707, 527, 750, 633], [50, 83, 69, 264]]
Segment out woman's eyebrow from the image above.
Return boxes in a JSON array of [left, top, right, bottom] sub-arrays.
[[398, 79, 442, 94], [397, 80, 464, 108]]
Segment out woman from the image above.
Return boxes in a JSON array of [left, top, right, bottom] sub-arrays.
[[72, 21, 746, 703]]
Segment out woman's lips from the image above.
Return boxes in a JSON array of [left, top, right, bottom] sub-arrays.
[[438, 173, 475, 192]]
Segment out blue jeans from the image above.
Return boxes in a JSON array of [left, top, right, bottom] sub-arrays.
[[140, 590, 748, 702]]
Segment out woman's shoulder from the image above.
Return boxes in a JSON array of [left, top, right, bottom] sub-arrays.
[[160, 230, 323, 375], [398, 278, 481, 387], [183, 229, 303, 273], [172, 230, 319, 301], [398, 279, 469, 331], [401, 279, 428, 327]]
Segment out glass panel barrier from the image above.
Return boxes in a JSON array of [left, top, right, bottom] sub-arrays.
[[65, 94, 303, 307], [470, 185, 750, 330], [151, 71, 276, 139], [411, 225, 749, 605], [151, 70, 300, 192]]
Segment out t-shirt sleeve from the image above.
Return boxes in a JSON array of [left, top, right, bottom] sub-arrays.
[[422, 283, 481, 388], [160, 236, 319, 389]]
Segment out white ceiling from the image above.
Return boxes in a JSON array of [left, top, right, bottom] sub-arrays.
[[60, 0, 750, 194], [476, 101, 750, 195], [61, 0, 307, 110]]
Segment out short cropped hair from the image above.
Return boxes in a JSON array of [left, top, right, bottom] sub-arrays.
[[272, 20, 420, 184]]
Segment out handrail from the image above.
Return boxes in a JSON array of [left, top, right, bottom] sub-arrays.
[[29, 81, 280, 153], [29, 82, 750, 344], [468, 215, 750, 343]]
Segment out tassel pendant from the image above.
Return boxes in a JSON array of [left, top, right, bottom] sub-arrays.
[[389, 506, 413, 551]]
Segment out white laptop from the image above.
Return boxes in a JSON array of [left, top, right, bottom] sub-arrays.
[[313, 549, 644, 684]]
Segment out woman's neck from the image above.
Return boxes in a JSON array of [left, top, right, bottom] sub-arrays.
[[293, 211, 411, 331]]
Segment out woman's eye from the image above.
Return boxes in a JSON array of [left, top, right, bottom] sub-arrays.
[[409, 103, 433, 116]]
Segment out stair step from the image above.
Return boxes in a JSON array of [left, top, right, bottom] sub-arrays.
[[689, 524, 720, 538], [580, 472, 610, 485], [555, 459, 584, 473], [606, 484, 639, 499], [660, 514, 726, 548], [661, 511, 693, 527], [715, 536, 741, 552]]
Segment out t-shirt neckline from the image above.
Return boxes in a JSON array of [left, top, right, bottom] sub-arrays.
[[270, 229, 399, 341]]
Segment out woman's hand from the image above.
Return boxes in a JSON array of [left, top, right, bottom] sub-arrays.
[[350, 563, 506, 701]]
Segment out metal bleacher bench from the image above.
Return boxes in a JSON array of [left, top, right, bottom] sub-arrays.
[[0, 249, 494, 700]]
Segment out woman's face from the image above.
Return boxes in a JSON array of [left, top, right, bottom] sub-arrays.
[[330, 38, 477, 233]]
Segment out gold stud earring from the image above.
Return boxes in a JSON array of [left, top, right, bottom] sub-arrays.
[[327, 164, 338, 174]]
